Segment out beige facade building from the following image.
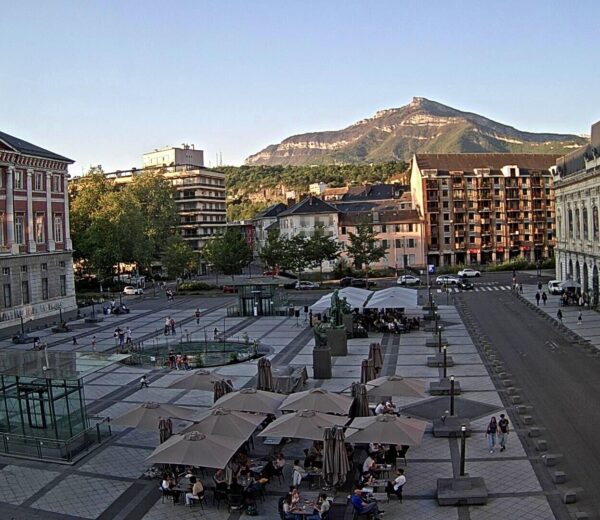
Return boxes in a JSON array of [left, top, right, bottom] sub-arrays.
[[553, 121, 600, 305], [142, 144, 204, 169], [410, 154, 558, 267]]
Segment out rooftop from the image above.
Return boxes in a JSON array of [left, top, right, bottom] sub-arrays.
[[414, 153, 560, 173], [279, 196, 339, 216], [0, 130, 73, 163]]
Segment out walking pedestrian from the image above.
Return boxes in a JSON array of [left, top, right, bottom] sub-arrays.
[[498, 414, 509, 452], [91, 335, 96, 352], [535, 292, 540, 306], [126, 327, 132, 344], [72, 336, 78, 345], [519, 283, 523, 294], [140, 375, 149, 389], [170, 318, 176, 335], [213, 327, 219, 341], [557, 308, 563, 323], [541, 291, 547, 306], [578, 311, 583, 325], [485, 416, 498, 454], [537, 281, 543, 291], [195, 308, 201, 324], [164, 317, 170, 335], [308, 310, 313, 328]]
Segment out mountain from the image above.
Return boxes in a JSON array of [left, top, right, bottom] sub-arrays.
[[245, 97, 587, 166]]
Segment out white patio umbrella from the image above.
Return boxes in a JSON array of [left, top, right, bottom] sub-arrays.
[[181, 407, 264, 439], [212, 387, 286, 414], [111, 402, 195, 431], [345, 414, 427, 446], [168, 369, 223, 391], [279, 388, 353, 415], [366, 375, 427, 398], [258, 410, 349, 441]]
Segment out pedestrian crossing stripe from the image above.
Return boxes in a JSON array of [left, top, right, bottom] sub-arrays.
[[436, 285, 512, 293]]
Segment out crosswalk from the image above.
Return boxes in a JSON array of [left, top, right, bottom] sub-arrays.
[[436, 285, 513, 293]]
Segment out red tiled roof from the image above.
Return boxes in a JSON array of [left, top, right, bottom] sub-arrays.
[[414, 153, 559, 173]]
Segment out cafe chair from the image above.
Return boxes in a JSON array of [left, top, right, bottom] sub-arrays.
[[159, 487, 173, 504], [274, 465, 285, 484], [211, 486, 228, 509], [227, 493, 244, 513], [188, 493, 205, 509]]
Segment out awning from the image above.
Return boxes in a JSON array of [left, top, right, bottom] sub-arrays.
[[364, 287, 418, 310], [309, 287, 373, 312]]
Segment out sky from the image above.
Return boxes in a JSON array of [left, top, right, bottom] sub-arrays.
[[1, 0, 599, 174]]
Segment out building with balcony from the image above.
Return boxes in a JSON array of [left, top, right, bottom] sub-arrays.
[[409, 153, 559, 267], [0, 131, 76, 331], [553, 121, 600, 304], [252, 203, 287, 253]]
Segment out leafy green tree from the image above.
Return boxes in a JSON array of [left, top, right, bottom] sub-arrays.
[[162, 234, 198, 282], [259, 230, 287, 274], [281, 235, 312, 282], [306, 227, 340, 281], [346, 219, 388, 285], [203, 229, 252, 280]]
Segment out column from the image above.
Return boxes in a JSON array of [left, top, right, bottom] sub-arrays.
[[6, 167, 15, 251], [63, 172, 72, 250], [46, 172, 55, 251], [26, 169, 36, 253]]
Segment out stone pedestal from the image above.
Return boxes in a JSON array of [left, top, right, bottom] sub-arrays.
[[427, 354, 454, 367], [12, 334, 32, 344], [313, 346, 332, 379], [429, 378, 461, 396], [437, 475, 488, 505], [426, 338, 448, 348], [433, 416, 471, 437], [326, 328, 347, 357], [342, 314, 354, 336], [85, 315, 104, 324]]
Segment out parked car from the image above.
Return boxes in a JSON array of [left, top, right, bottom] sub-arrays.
[[295, 281, 320, 290], [263, 268, 280, 276], [397, 274, 421, 286], [457, 280, 474, 290], [457, 268, 481, 278], [436, 275, 460, 285], [122, 286, 143, 295], [222, 285, 238, 293], [548, 280, 563, 295]]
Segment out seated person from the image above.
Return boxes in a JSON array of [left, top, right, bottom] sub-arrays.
[[213, 469, 228, 491], [262, 460, 277, 478], [292, 460, 306, 487], [161, 473, 181, 503], [386, 469, 405, 501], [359, 471, 376, 488], [374, 401, 387, 415], [315, 493, 331, 519], [185, 476, 204, 505], [362, 454, 375, 474], [275, 452, 286, 470], [282, 494, 298, 520], [237, 462, 251, 478], [385, 399, 397, 413], [350, 489, 383, 518], [229, 478, 244, 495]]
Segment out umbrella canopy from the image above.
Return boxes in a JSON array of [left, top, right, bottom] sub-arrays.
[[279, 388, 354, 415], [181, 407, 264, 439], [364, 286, 418, 309], [213, 379, 234, 404], [257, 357, 274, 392], [258, 410, 348, 441], [346, 414, 427, 446], [350, 382, 371, 419], [369, 343, 384, 375], [560, 279, 581, 289], [309, 287, 373, 312], [360, 359, 376, 384], [323, 426, 350, 488], [111, 402, 195, 431], [146, 430, 244, 468], [169, 369, 223, 391], [212, 387, 286, 414], [366, 375, 427, 398]]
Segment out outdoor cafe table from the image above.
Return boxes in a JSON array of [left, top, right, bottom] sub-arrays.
[[371, 464, 392, 478]]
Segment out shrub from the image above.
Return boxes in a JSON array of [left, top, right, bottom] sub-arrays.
[[178, 281, 217, 292]]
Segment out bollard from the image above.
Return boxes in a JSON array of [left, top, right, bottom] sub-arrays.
[[552, 471, 566, 484], [562, 490, 577, 504]]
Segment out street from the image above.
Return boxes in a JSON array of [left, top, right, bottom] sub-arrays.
[[458, 289, 600, 518]]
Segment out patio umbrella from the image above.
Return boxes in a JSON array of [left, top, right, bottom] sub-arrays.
[[345, 414, 427, 446], [158, 417, 173, 443], [111, 402, 195, 431], [169, 369, 223, 391], [258, 410, 348, 441], [369, 343, 384, 376], [212, 387, 286, 414], [560, 279, 581, 289], [181, 407, 264, 439], [366, 375, 427, 397], [279, 388, 353, 415], [360, 359, 376, 384], [213, 379, 234, 403], [350, 382, 371, 419], [146, 431, 244, 468], [257, 357, 274, 392], [323, 426, 350, 488]]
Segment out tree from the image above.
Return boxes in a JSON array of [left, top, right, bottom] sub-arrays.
[[306, 227, 340, 281], [346, 219, 388, 285], [259, 230, 287, 274], [281, 235, 312, 282], [162, 234, 198, 282], [203, 229, 252, 280]]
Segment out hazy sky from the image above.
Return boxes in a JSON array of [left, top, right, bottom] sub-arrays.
[[1, 0, 599, 173]]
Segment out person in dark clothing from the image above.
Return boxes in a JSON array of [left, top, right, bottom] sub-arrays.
[[535, 292, 540, 306]]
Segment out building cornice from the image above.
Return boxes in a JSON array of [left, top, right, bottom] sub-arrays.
[[0, 151, 69, 171]]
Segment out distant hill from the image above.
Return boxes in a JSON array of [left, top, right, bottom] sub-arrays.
[[245, 97, 587, 166]]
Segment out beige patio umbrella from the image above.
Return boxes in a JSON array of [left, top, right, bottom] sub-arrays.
[[360, 358, 376, 384], [350, 382, 371, 419], [212, 387, 286, 414], [323, 426, 350, 488], [279, 388, 353, 415], [345, 414, 427, 446], [111, 402, 195, 430], [181, 407, 264, 439], [257, 357, 274, 392], [213, 379, 234, 403], [169, 369, 223, 391], [146, 431, 244, 468], [366, 375, 427, 397], [369, 343, 384, 376], [258, 410, 348, 441]]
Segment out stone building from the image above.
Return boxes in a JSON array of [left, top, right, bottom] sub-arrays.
[[409, 153, 559, 266], [0, 131, 76, 330], [553, 121, 600, 304]]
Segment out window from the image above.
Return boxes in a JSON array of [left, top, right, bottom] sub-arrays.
[[21, 280, 30, 304], [14, 170, 23, 189], [381, 239, 388, 249], [20, 265, 27, 273], [41, 278, 49, 300], [34, 172, 43, 191], [395, 239, 403, 248], [341, 226, 346, 235], [575, 208, 580, 238], [593, 206, 599, 240], [41, 263, 47, 271], [35, 213, 45, 243], [583, 206, 589, 240], [14, 214, 25, 244], [2, 268, 8, 276], [443, 201, 449, 208], [381, 224, 387, 233], [444, 237, 450, 245], [60, 275, 67, 296], [407, 238, 416, 248], [52, 174, 62, 192], [59, 260, 66, 268], [54, 215, 63, 242], [3, 284, 11, 307], [0, 212, 3, 245]]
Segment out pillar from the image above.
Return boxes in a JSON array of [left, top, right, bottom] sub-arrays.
[[63, 172, 72, 250], [46, 172, 55, 251], [6, 166, 15, 251], [26, 169, 36, 253]]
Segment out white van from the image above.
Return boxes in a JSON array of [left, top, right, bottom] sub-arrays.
[[548, 280, 563, 295]]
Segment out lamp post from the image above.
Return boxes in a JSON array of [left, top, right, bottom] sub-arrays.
[[91, 299, 96, 319], [19, 311, 25, 337], [438, 326, 443, 353], [58, 302, 63, 326], [443, 346, 448, 379], [450, 375, 456, 416], [459, 424, 467, 476]]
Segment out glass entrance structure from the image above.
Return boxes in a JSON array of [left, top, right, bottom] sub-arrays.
[[227, 279, 289, 317], [0, 351, 128, 462]]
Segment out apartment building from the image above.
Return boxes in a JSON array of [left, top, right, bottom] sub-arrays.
[[252, 203, 287, 252], [410, 154, 559, 267], [0, 131, 76, 330], [553, 121, 600, 304]]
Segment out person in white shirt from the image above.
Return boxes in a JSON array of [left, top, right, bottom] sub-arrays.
[[374, 401, 386, 415], [388, 468, 406, 502], [362, 455, 375, 474]]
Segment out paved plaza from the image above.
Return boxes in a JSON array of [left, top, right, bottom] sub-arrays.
[[0, 288, 583, 519]]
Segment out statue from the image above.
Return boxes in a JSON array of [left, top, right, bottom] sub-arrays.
[[330, 289, 350, 327]]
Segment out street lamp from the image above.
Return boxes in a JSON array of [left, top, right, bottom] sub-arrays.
[[438, 326, 443, 353], [443, 346, 448, 379], [459, 424, 467, 476], [450, 375, 456, 416]]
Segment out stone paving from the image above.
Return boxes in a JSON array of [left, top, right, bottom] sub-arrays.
[[0, 291, 568, 519]]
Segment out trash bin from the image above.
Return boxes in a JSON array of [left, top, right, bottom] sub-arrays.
[[313, 346, 332, 379]]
